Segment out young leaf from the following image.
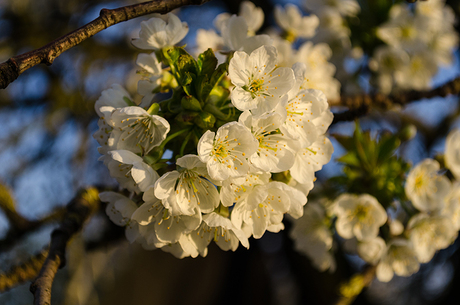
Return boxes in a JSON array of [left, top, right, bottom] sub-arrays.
[[197, 48, 218, 78]]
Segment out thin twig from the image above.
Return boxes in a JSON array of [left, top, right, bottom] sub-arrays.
[[0, 249, 49, 293], [0, 0, 211, 89], [29, 188, 100, 305], [332, 76, 460, 124], [0, 207, 66, 254]]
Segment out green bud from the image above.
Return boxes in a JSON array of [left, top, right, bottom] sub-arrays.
[[194, 112, 216, 129], [147, 103, 160, 115], [181, 95, 202, 111], [398, 124, 417, 141]]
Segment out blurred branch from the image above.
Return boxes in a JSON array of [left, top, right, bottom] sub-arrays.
[[0, 249, 48, 293], [333, 76, 460, 124], [0, 182, 30, 230], [0, 207, 66, 254], [334, 265, 376, 305], [29, 187, 100, 305], [0, 0, 212, 90], [0, 182, 67, 252]]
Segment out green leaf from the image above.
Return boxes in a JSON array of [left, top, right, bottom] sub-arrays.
[[197, 48, 218, 78], [337, 153, 361, 167], [163, 47, 198, 93], [178, 54, 198, 76], [377, 134, 400, 164]]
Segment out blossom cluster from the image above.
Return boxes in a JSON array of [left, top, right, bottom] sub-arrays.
[[290, 128, 460, 282], [195, 1, 341, 102], [294, 0, 458, 95], [93, 10, 333, 258], [370, 0, 458, 93]]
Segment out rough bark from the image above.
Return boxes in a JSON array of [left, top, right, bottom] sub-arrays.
[[0, 0, 211, 89]]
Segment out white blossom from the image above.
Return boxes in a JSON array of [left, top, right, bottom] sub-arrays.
[[445, 129, 460, 180], [238, 1, 264, 34], [278, 87, 329, 148], [219, 172, 270, 207], [160, 234, 200, 259], [220, 15, 272, 54], [377, 4, 424, 51], [334, 194, 387, 241], [131, 13, 188, 50], [94, 84, 132, 119], [99, 192, 141, 243], [407, 213, 457, 263], [102, 150, 159, 193], [289, 201, 335, 272], [376, 239, 420, 282], [197, 121, 258, 181], [239, 111, 299, 173], [304, 0, 360, 17], [357, 237, 386, 265], [229, 45, 295, 117], [440, 183, 460, 230], [290, 135, 333, 184], [136, 52, 163, 107], [405, 158, 451, 212], [274, 4, 319, 39], [109, 106, 170, 155], [191, 212, 249, 256], [394, 51, 438, 91], [154, 155, 220, 215], [231, 182, 305, 238], [132, 187, 202, 247], [292, 43, 341, 101], [368, 46, 410, 94]]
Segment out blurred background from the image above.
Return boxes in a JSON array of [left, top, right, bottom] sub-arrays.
[[1, 0, 460, 304]]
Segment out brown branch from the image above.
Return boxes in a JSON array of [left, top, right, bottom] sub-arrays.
[[332, 76, 460, 124], [29, 187, 100, 305], [0, 249, 48, 293], [0, 0, 212, 90]]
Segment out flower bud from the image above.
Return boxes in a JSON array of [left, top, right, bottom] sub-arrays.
[[398, 124, 417, 141], [181, 95, 202, 111], [194, 112, 216, 129]]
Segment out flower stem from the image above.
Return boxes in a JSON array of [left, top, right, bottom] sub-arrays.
[[179, 131, 192, 157], [159, 128, 190, 150]]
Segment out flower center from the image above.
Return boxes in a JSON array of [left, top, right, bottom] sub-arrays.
[[414, 173, 427, 192], [243, 77, 267, 99], [354, 205, 369, 221]]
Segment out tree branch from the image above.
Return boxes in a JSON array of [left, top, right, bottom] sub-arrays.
[[0, 249, 48, 293], [0, 207, 66, 254], [29, 187, 100, 305], [0, 0, 212, 90], [332, 76, 460, 124]]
